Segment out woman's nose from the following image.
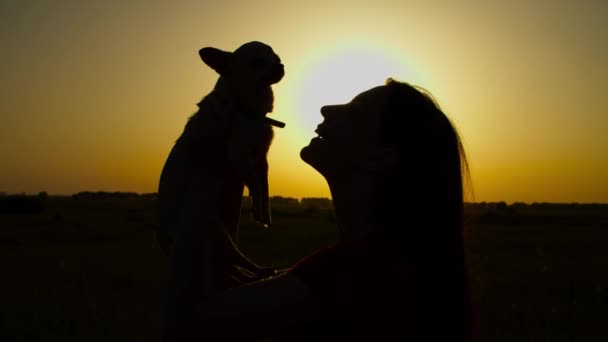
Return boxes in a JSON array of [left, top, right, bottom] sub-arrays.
[[320, 105, 340, 118]]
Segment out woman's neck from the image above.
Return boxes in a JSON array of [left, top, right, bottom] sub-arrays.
[[327, 174, 380, 242]]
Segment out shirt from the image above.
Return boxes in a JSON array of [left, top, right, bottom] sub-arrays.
[[288, 231, 417, 340]]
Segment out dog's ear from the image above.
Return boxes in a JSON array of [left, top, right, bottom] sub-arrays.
[[199, 47, 232, 75]]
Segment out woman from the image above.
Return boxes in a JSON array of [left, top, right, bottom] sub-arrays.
[[194, 78, 474, 341]]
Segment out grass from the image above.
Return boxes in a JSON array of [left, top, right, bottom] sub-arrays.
[[0, 196, 607, 341], [468, 223, 608, 341]]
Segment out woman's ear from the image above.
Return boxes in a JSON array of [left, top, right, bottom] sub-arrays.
[[199, 47, 232, 75], [359, 147, 400, 174]]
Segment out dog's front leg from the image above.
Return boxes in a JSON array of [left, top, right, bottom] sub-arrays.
[[250, 158, 271, 227], [219, 167, 245, 243], [250, 122, 274, 227], [228, 122, 272, 227]]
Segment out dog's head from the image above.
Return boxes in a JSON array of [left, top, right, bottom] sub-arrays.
[[199, 42, 284, 113]]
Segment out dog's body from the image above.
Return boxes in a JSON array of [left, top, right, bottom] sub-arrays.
[[157, 41, 284, 338]]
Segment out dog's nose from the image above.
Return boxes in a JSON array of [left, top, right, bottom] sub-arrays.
[[268, 64, 285, 84]]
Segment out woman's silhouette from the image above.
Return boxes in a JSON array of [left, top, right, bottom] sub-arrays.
[[195, 78, 474, 341]]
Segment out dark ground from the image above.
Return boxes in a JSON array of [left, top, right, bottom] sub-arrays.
[[1, 195, 607, 341]]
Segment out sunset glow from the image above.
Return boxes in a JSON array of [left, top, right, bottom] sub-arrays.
[[293, 45, 412, 141], [1, 1, 607, 203]]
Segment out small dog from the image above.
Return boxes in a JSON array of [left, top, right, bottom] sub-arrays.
[[157, 42, 284, 333]]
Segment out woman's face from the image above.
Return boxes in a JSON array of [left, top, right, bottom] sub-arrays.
[[300, 85, 391, 177]]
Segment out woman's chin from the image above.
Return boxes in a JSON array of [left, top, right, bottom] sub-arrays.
[[299, 144, 314, 165], [300, 143, 324, 172]]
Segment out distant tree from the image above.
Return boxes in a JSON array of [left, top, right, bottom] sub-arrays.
[[301, 197, 333, 211], [140, 192, 158, 199], [511, 202, 527, 209], [240, 196, 253, 211]]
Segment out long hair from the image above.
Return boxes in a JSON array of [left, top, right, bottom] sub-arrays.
[[373, 78, 473, 341]]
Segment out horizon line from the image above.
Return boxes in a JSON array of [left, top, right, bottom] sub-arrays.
[[1, 190, 607, 206]]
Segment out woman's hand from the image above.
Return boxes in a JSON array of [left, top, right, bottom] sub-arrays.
[[219, 265, 275, 289], [255, 266, 280, 279]]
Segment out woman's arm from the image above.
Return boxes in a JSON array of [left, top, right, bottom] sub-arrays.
[[196, 272, 316, 340]]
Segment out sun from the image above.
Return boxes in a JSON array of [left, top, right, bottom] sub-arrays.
[[291, 47, 413, 143], [263, 45, 419, 199]]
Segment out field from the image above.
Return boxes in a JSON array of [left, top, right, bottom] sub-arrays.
[[1, 195, 607, 341]]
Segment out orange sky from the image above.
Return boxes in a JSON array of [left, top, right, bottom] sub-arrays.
[[1, 1, 607, 203]]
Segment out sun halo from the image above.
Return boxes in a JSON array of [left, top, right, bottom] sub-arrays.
[[292, 48, 412, 144]]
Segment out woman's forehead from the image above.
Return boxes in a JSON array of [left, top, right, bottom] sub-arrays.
[[349, 86, 390, 120], [343, 86, 389, 130], [352, 85, 389, 104]]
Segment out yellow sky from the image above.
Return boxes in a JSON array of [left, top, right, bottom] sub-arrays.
[[1, 0, 607, 203]]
